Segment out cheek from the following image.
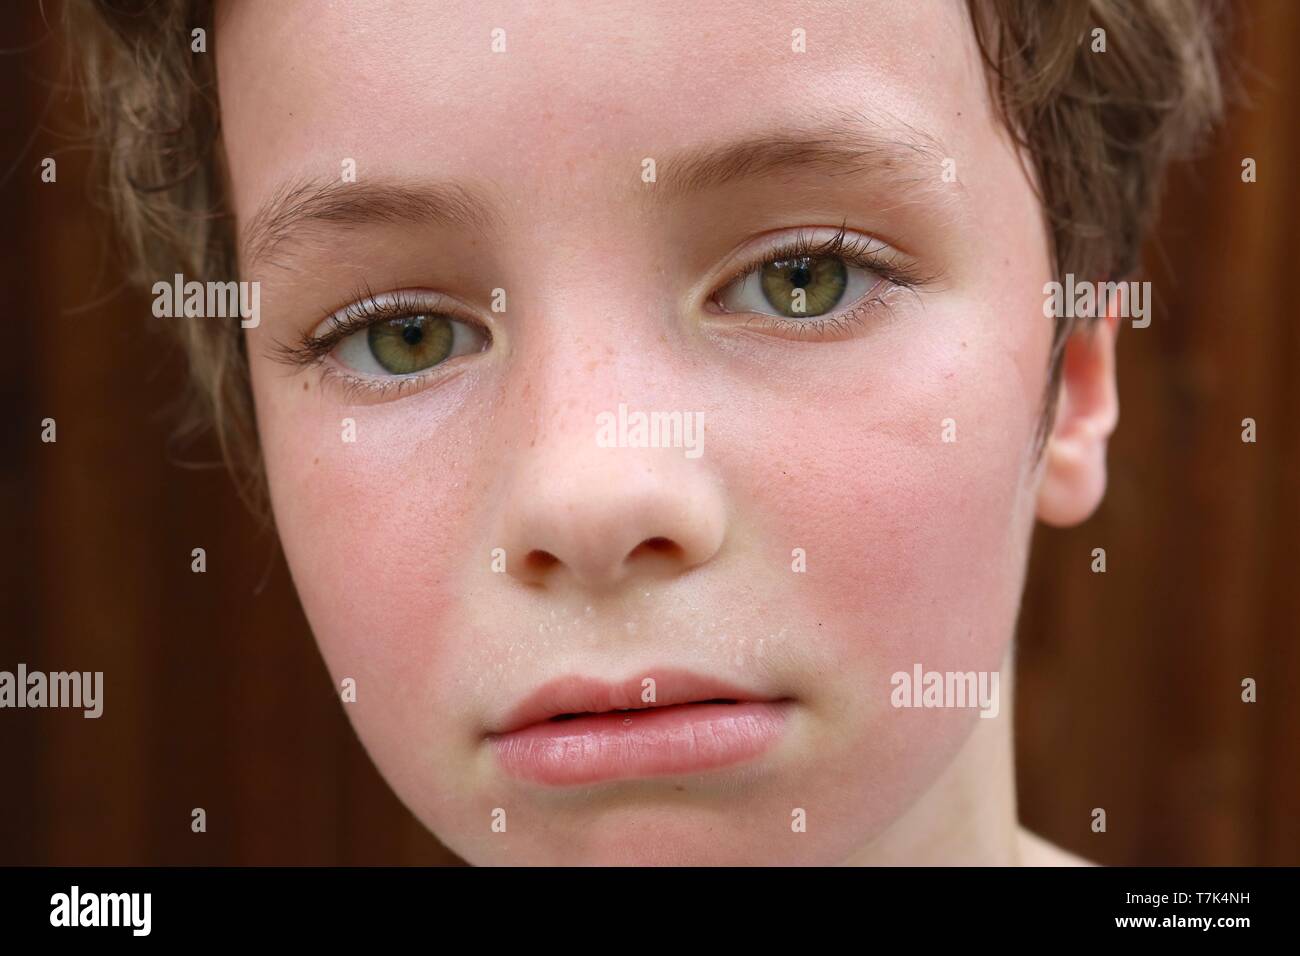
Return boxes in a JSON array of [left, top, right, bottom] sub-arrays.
[[712, 320, 1045, 829], [249, 367, 488, 769], [728, 320, 1043, 685]]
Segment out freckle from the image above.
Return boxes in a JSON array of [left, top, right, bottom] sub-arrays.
[[303, 381, 309, 391], [961, 340, 967, 348], [313, 458, 319, 465]]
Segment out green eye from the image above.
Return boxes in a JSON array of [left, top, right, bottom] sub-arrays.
[[366, 315, 454, 374], [759, 256, 848, 317], [711, 228, 907, 332]]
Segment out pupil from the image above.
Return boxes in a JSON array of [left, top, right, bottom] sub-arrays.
[[402, 322, 424, 346], [790, 261, 811, 287]]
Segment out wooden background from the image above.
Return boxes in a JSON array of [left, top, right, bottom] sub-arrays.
[[1, 1, 1296, 865]]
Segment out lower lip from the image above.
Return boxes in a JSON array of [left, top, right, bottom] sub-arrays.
[[488, 700, 791, 786]]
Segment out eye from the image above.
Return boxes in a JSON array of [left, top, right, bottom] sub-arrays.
[[292, 288, 492, 382], [716, 255, 885, 321], [334, 312, 488, 376], [707, 227, 920, 335]]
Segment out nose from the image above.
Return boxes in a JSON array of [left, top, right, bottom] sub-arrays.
[[496, 417, 726, 592]]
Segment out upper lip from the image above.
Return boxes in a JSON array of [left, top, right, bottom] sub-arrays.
[[487, 668, 784, 736]]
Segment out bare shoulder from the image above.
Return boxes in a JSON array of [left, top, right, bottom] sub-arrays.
[[1017, 827, 1099, 866]]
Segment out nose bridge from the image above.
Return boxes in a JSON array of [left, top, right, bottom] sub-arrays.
[[493, 332, 723, 593], [498, 239, 687, 469]]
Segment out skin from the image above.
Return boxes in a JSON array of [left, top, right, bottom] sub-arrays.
[[217, 0, 1118, 864]]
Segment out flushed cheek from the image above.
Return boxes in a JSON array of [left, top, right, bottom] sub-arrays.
[[255, 391, 490, 764], [709, 352, 1032, 834], [728, 350, 1033, 679]]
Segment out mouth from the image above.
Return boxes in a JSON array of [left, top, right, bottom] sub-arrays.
[[545, 697, 741, 721], [485, 670, 793, 786]]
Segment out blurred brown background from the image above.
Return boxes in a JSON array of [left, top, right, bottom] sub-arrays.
[[1, 2, 1296, 866]]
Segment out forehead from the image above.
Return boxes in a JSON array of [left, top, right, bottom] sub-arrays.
[[215, 0, 991, 219]]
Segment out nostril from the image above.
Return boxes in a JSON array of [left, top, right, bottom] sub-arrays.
[[524, 549, 560, 573], [628, 536, 683, 561]]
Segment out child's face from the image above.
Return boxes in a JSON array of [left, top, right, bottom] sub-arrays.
[[217, 0, 1103, 863]]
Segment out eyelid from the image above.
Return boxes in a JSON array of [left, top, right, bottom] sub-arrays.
[[269, 286, 491, 404], [710, 281, 900, 343], [711, 224, 918, 293], [272, 286, 488, 368], [702, 224, 925, 340], [309, 288, 484, 350]]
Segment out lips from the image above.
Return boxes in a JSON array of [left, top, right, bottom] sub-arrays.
[[487, 669, 778, 736], [485, 669, 792, 786]]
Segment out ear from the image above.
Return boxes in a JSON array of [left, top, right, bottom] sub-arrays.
[[1035, 300, 1121, 527]]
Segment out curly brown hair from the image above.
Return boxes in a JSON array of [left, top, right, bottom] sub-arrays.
[[66, 0, 1227, 512]]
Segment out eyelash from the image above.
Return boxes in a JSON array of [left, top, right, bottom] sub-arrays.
[[707, 223, 926, 340], [274, 226, 928, 400], [272, 287, 489, 401]]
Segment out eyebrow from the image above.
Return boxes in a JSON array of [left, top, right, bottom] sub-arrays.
[[241, 110, 954, 271], [242, 176, 505, 271], [648, 109, 952, 204]]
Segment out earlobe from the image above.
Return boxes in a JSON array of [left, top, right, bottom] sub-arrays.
[[1035, 306, 1121, 527]]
